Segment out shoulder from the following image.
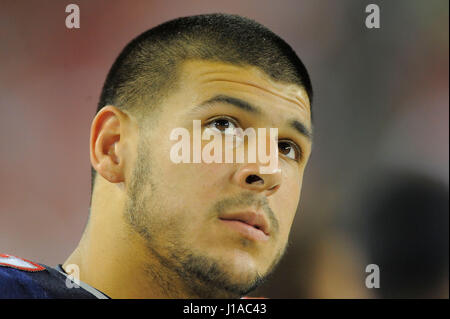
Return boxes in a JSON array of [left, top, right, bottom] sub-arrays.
[[0, 254, 49, 298], [0, 253, 100, 299]]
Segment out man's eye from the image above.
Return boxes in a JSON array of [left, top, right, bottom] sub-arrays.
[[278, 141, 301, 161], [205, 117, 239, 134]]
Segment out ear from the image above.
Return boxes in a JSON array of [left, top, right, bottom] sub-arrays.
[[90, 105, 128, 183]]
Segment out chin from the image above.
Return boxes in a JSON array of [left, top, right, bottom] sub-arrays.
[[211, 251, 268, 292], [178, 249, 268, 298]]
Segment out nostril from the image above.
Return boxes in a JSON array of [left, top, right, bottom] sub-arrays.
[[246, 174, 264, 185]]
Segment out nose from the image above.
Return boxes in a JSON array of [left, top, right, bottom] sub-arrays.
[[231, 126, 282, 196], [231, 162, 282, 197]]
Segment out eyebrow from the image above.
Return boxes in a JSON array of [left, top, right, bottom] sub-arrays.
[[202, 95, 261, 114], [290, 119, 313, 140], [191, 94, 313, 140]]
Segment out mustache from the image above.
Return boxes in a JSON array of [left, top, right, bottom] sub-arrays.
[[211, 191, 279, 237]]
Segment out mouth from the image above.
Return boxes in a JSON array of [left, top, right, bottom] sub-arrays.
[[218, 211, 270, 242]]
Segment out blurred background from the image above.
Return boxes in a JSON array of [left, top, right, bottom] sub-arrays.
[[0, 0, 448, 298]]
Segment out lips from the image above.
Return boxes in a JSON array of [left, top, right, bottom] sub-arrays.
[[218, 211, 270, 240]]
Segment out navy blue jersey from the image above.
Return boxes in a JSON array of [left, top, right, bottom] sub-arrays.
[[0, 254, 109, 299]]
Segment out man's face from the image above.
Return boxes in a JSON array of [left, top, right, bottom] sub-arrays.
[[124, 60, 312, 298]]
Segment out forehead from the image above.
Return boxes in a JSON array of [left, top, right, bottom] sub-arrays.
[[175, 59, 311, 123]]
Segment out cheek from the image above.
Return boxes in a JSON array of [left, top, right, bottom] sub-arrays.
[[154, 146, 232, 214], [156, 124, 231, 191], [176, 162, 230, 194]]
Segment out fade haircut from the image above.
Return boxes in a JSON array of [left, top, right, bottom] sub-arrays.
[[91, 13, 313, 194]]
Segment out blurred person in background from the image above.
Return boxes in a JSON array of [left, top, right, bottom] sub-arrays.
[[357, 170, 449, 298]]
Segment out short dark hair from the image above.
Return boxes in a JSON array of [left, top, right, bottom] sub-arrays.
[[91, 13, 313, 194]]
